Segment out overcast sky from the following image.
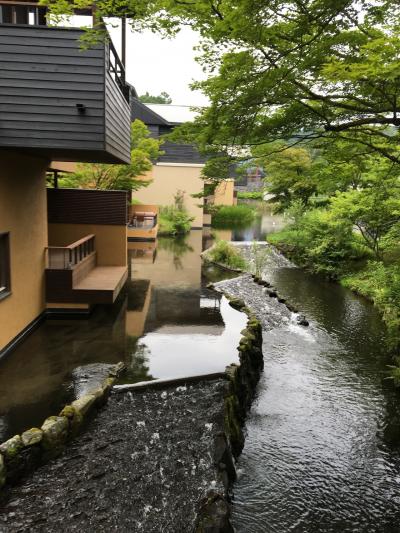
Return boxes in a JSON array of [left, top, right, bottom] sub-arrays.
[[107, 21, 209, 106]]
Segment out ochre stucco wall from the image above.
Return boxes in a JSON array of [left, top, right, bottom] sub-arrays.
[[134, 164, 205, 228], [48, 223, 127, 267], [0, 152, 48, 352], [214, 179, 236, 206]]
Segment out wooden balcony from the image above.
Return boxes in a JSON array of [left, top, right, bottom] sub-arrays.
[[127, 205, 159, 242], [45, 235, 128, 305], [0, 23, 131, 163]]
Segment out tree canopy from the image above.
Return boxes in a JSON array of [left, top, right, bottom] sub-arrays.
[[59, 119, 163, 191], [139, 91, 172, 104]]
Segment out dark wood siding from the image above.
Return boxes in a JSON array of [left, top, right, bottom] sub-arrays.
[[47, 188, 128, 225], [0, 25, 130, 164], [158, 141, 207, 164], [105, 71, 131, 163]]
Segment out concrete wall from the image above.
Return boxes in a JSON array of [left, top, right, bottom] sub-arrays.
[[0, 152, 48, 352], [134, 163, 204, 228], [48, 224, 127, 267]]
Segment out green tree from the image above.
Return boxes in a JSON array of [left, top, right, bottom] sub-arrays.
[[254, 143, 315, 211], [60, 120, 163, 191], [330, 166, 400, 260], [139, 91, 172, 104]]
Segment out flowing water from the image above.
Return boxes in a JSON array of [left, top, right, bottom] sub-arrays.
[[219, 242, 400, 532], [0, 231, 245, 441]]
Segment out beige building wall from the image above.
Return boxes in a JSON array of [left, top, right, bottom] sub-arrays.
[[214, 179, 236, 206], [48, 223, 127, 267], [134, 163, 205, 228], [0, 152, 48, 352]]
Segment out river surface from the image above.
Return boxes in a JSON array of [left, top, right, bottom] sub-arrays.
[[220, 245, 400, 532]]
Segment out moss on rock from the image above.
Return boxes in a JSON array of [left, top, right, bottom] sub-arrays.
[[21, 428, 43, 447], [41, 416, 69, 456], [0, 435, 23, 458]]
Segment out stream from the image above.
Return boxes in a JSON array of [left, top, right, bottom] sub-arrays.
[[218, 243, 400, 532]]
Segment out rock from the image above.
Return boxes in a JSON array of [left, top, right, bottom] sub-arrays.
[[71, 394, 97, 417], [59, 405, 83, 435], [213, 433, 236, 487], [21, 428, 43, 447], [297, 315, 309, 326], [41, 416, 69, 453], [227, 297, 246, 311], [0, 435, 23, 458], [0, 454, 5, 487], [278, 297, 286, 303], [195, 492, 234, 533], [108, 362, 126, 378], [268, 291, 278, 298]]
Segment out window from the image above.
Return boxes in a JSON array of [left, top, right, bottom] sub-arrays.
[[0, 233, 11, 300]]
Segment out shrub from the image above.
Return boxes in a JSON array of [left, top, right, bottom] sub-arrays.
[[158, 206, 193, 236], [211, 204, 256, 228], [268, 208, 367, 277], [237, 191, 264, 200], [207, 240, 248, 270]]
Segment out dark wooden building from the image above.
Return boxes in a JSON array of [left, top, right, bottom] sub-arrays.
[[130, 98, 206, 165], [0, 5, 131, 164]]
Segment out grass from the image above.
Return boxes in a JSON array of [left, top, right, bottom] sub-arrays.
[[207, 240, 248, 270], [211, 204, 256, 229], [237, 191, 264, 200]]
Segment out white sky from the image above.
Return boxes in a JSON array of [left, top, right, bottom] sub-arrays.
[[107, 21, 209, 106]]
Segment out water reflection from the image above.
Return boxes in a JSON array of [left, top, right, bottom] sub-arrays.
[[0, 230, 245, 441], [211, 202, 286, 242]]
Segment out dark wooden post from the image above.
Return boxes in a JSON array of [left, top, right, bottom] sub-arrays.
[[121, 16, 126, 68]]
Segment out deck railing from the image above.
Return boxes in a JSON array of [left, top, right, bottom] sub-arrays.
[[46, 235, 95, 270], [107, 38, 129, 102], [128, 213, 158, 229]]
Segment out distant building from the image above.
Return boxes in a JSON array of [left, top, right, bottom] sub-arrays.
[[131, 100, 207, 229]]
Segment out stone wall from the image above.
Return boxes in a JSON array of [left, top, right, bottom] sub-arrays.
[[0, 363, 125, 488]]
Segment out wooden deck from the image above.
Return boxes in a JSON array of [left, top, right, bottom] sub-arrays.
[[74, 266, 128, 303]]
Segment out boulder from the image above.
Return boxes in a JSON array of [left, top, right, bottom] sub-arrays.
[[59, 405, 83, 436], [0, 435, 23, 458], [41, 416, 69, 453], [108, 362, 126, 378], [71, 394, 96, 417], [195, 492, 234, 533], [227, 298, 246, 311], [297, 315, 309, 327], [21, 428, 43, 447]]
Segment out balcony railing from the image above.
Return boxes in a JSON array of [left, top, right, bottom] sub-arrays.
[[107, 38, 129, 102], [46, 235, 95, 270], [128, 213, 158, 229]]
